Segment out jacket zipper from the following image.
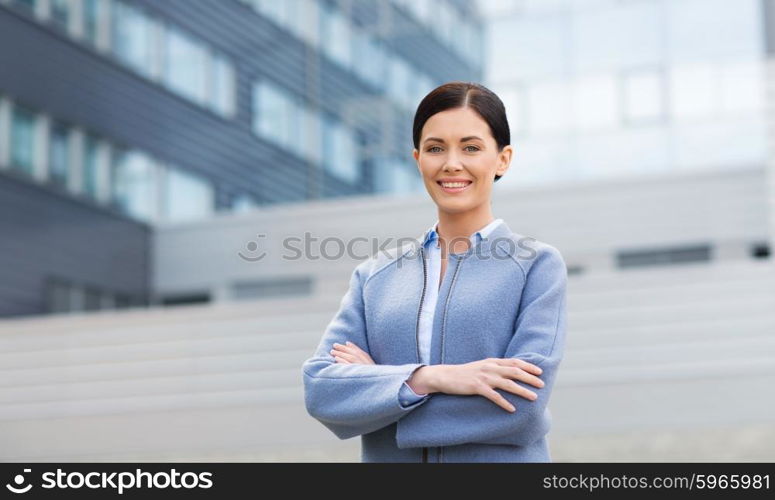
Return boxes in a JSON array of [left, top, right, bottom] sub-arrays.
[[438, 256, 463, 464], [416, 246, 428, 463], [440, 257, 462, 366]]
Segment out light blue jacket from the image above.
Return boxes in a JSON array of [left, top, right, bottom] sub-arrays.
[[398, 217, 506, 407], [301, 219, 568, 462]]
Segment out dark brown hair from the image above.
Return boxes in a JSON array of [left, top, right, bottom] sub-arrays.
[[413, 81, 510, 182]]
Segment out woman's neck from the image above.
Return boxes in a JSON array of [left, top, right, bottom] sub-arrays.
[[436, 207, 495, 255]]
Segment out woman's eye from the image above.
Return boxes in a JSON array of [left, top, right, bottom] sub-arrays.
[[427, 146, 442, 153], [464, 145, 480, 152]]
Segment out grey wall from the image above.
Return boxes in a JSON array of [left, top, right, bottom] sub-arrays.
[[152, 165, 770, 302], [0, 172, 150, 317]]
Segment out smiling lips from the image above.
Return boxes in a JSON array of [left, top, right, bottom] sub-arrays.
[[437, 179, 473, 193]]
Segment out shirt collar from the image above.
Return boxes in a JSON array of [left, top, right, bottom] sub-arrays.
[[422, 218, 504, 248]]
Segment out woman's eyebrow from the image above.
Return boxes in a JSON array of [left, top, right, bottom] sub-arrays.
[[423, 136, 483, 144]]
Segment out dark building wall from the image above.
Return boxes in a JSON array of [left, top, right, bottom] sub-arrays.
[[0, 6, 312, 206], [0, 172, 150, 317], [0, 0, 481, 317], [0, 2, 481, 207]]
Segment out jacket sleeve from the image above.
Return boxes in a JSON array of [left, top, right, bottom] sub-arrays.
[[395, 246, 568, 449], [399, 381, 430, 408], [302, 259, 431, 440]]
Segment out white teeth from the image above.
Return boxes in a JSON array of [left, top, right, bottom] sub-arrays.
[[440, 182, 470, 188]]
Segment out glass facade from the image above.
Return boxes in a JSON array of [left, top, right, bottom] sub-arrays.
[[83, 0, 99, 46], [163, 26, 208, 104], [6, 0, 238, 118], [0, 94, 218, 224], [163, 167, 215, 223], [10, 104, 36, 175], [48, 120, 69, 188], [1, 0, 483, 223], [322, 114, 359, 184], [111, 149, 160, 222], [485, 0, 767, 186], [112, 0, 154, 77], [49, 0, 69, 28], [82, 133, 100, 199]]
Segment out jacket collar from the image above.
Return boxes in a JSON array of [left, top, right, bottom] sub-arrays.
[[410, 218, 514, 259]]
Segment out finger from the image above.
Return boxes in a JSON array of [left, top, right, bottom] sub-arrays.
[[496, 378, 538, 401], [333, 355, 351, 364], [343, 342, 375, 364], [333, 342, 365, 357], [330, 349, 358, 363], [499, 366, 544, 389], [335, 345, 369, 364], [332, 342, 354, 352], [481, 387, 515, 412], [513, 358, 543, 376], [496, 357, 543, 376]]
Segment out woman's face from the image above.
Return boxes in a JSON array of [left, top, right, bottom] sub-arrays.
[[413, 106, 512, 215]]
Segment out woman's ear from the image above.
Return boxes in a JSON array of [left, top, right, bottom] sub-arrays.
[[496, 145, 513, 178]]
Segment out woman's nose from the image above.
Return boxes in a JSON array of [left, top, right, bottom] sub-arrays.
[[444, 151, 463, 170]]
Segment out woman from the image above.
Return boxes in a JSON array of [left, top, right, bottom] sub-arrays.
[[301, 81, 568, 463]]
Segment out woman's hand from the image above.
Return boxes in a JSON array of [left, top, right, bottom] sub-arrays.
[[330, 341, 375, 365], [411, 358, 545, 412]]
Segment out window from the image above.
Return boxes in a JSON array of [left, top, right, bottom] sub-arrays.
[[573, 2, 660, 72], [459, 19, 484, 65], [45, 278, 71, 314], [622, 69, 664, 124], [667, 0, 762, 63], [719, 60, 764, 115], [83, 134, 100, 199], [48, 120, 70, 188], [320, 3, 351, 68], [291, 0, 317, 46], [526, 81, 571, 134], [259, 0, 300, 30], [497, 86, 526, 137], [84, 287, 101, 311], [355, 31, 386, 89], [413, 74, 434, 111], [252, 80, 298, 149], [230, 276, 313, 300], [573, 74, 618, 130], [388, 55, 412, 108], [10, 105, 36, 175], [12, 0, 36, 11], [163, 26, 208, 104], [617, 244, 712, 268], [211, 54, 236, 116], [50, 0, 70, 28], [669, 63, 715, 119], [435, 2, 456, 46], [111, 149, 160, 223], [300, 106, 322, 163], [112, 1, 154, 76], [163, 167, 215, 222], [374, 158, 419, 195], [232, 193, 258, 213], [83, 0, 100, 46], [490, 16, 565, 81], [323, 116, 359, 184]]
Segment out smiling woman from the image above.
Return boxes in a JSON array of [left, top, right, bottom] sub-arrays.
[[412, 82, 513, 186], [302, 81, 568, 463]]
